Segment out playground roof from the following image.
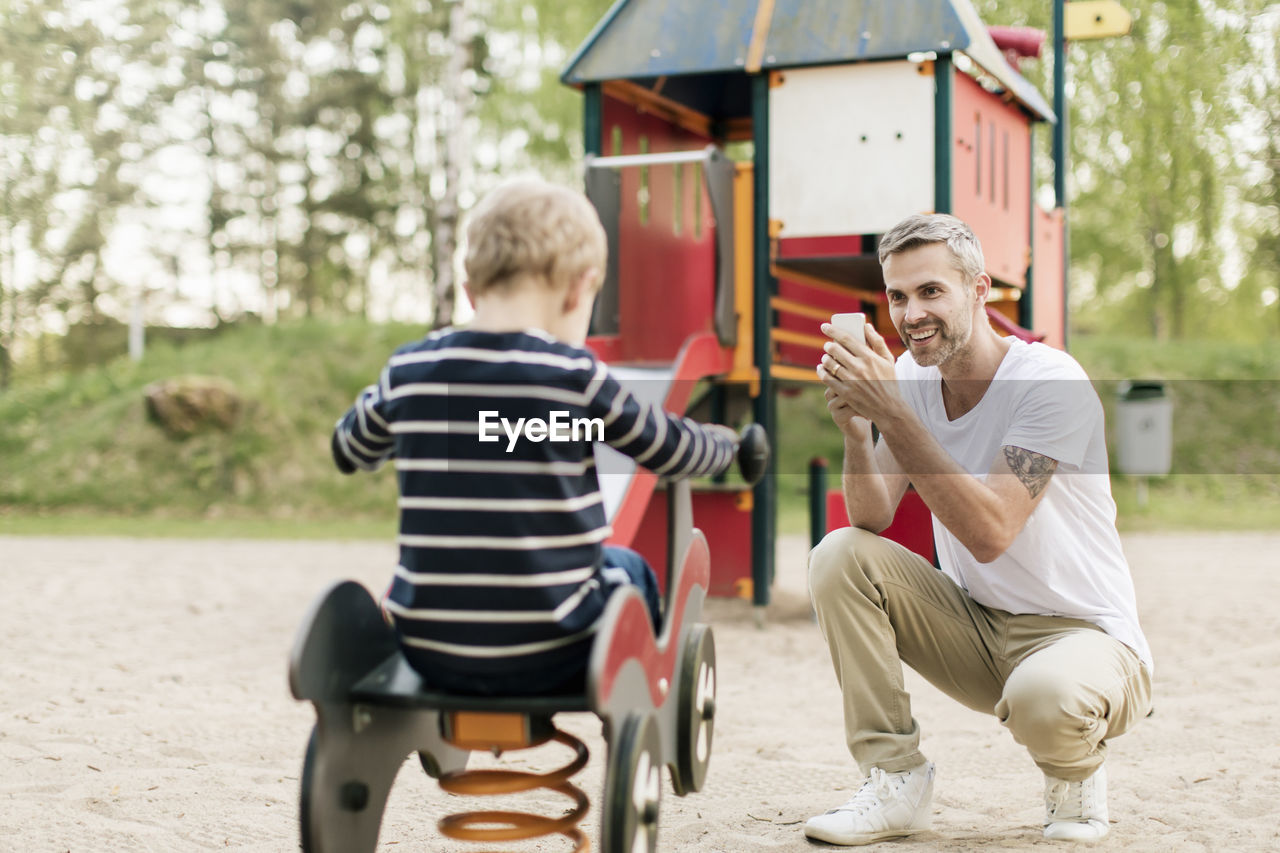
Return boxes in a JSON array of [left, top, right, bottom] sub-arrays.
[[561, 0, 1055, 122]]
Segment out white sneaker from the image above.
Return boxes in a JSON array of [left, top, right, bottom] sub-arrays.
[[1044, 765, 1109, 841], [804, 762, 935, 846]]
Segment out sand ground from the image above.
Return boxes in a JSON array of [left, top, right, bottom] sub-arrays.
[[2, 531, 1278, 852]]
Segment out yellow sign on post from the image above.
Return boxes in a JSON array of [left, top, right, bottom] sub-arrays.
[[1065, 0, 1133, 40]]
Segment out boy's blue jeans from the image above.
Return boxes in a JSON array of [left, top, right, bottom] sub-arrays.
[[599, 545, 663, 632]]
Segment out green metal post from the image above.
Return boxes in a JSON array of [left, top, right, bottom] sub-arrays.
[[750, 73, 776, 612], [808, 458, 828, 549], [933, 55, 953, 214], [1053, 0, 1070, 349], [1053, 0, 1067, 210], [583, 83, 602, 157], [1021, 124, 1036, 330]]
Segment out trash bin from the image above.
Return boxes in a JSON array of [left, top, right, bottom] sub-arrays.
[[1115, 380, 1172, 476]]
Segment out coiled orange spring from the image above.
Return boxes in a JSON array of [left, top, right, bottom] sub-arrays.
[[437, 726, 591, 851]]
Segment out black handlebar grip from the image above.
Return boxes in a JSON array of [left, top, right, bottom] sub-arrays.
[[737, 423, 770, 485]]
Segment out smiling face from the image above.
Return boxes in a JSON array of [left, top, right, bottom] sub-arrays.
[[882, 242, 985, 368]]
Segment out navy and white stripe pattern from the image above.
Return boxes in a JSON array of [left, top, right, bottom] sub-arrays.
[[333, 328, 737, 684]]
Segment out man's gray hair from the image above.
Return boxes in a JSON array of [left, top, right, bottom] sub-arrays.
[[877, 213, 986, 283]]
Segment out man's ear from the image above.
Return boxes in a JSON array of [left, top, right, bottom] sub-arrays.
[[973, 272, 992, 306]]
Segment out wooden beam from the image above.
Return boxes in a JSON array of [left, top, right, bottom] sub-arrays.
[[602, 80, 713, 139], [769, 263, 884, 302], [723, 117, 754, 142], [770, 364, 822, 383], [770, 327, 827, 350], [770, 295, 838, 323], [745, 0, 777, 74]]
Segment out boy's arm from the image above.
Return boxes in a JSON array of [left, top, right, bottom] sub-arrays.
[[332, 370, 395, 474], [588, 364, 738, 479], [331, 431, 358, 474]]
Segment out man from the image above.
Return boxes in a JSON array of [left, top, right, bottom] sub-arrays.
[[805, 213, 1152, 845]]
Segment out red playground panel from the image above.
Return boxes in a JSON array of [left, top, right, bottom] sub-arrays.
[[950, 72, 1032, 289], [774, 235, 868, 367], [600, 94, 718, 363], [629, 488, 754, 599], [826, 487, 936, 565], [1031, 205, 1065, 350]]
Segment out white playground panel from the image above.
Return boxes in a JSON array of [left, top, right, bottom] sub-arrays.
[[594, 364, 680, 521], [769, 60, 936, 238]]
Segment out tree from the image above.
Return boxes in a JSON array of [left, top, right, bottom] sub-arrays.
[[0, 0, 650, 363], [979, 0, 1273, 341], [1, 0, 185, 382], [195, 0, 404, 321], [381, 0, 611, 329], [431, 0, 474, 329], [1069, 1, 1253, 339], [1234, 3, 1280, 339], [470, 0, 615, 183]]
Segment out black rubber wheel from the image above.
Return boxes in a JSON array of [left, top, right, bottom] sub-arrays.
[[673, 624, 716, 795], [602, 713, 662, 853]]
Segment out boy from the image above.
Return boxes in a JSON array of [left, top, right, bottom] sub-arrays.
[[331, 179, 740, 696]]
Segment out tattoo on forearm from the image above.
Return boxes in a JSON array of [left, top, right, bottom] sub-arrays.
[[1003, 446, 1058, 498]]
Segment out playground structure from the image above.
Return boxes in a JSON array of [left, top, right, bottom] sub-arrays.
[[287, 5, 1125, 848], [290, 428, 768, 852], [561, 0, 1068, 605]]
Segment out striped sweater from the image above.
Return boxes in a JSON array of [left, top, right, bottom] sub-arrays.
[[333, 327, 737, 687]]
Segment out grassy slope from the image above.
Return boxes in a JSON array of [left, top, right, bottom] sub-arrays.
[[771, 335, 1280, 532], [0, 320, 421, 532], [1064, 336, 1279, 530], [0, 323, 1275, 536]]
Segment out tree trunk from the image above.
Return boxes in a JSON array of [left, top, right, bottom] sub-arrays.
[[0, 218, 12, 389], [431, 0, 473, 331]]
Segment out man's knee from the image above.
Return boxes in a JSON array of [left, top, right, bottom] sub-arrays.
[[997, 665, 1103, 760], [808, 526, 880, 600]]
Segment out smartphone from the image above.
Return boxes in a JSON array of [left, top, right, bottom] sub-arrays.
[[830, 312, 866, 336]]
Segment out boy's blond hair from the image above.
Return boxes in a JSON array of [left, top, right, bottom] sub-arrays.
[[463, 179, 607, 295]]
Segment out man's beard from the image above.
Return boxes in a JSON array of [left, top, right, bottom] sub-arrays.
[[902, 311, 972, 367]]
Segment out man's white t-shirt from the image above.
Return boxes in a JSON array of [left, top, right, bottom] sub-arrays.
[[894, 339, 1152, 668]]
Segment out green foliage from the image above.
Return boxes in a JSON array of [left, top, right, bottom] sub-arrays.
[[194, 0, 409, 320], [1073, 337, 1280, 497], [0, 318, 424, 519], [469, 0, 615, 180], [770, 334, 1279, 533], [0, 323, 1275, 534], [1068, 334, 1280, 380], [1, 0, 616, 361], [1235, 5, 1280, 339], [977, 0, 1278, 343], [1, 0, 188, 383], [4, 0, 1278, 414], [1067, 1, 1243, 340]]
